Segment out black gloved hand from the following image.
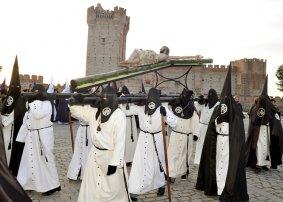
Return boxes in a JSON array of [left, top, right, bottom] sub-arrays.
[[106, 165, 117, 176], [72, 93, 84, 102], [160, 106, 166, 116], [193, 135, 198, 141]]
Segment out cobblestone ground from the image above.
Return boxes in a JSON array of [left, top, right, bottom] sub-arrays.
[[27, 117, 283, 202]]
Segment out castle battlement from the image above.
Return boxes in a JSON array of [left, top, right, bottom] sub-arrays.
[[202, 64, 228, 69], [234, 58, 266, 64], [88, 4, 128, 23]]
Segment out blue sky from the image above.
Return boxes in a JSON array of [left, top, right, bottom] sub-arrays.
[[0, 0, 283, 96]]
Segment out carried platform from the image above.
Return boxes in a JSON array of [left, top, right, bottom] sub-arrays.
[[72, 57, 213, 91]]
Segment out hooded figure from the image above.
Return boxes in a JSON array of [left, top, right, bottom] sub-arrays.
[[246, 75, 283, 171], [1, 56, 27, 175], [69, 85, 129, 202], [16, 83, 61, 195], [118, 85, 138, 165], [56, 79, 70, 124], [0, 118, 32, 202], [47, 77, 57, 122], [196, 65, 249, 202], [194, 88, 220, 164], [120, 87, 177, 201], [167, 88, 199, 182]]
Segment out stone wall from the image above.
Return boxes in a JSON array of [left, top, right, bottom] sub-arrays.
[[86, 3, 129, 75]]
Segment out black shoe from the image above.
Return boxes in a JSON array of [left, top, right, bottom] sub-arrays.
[[130, 196, 138, 201], [169, 177, 175, 183], [126, 162, 132, 167], [42, 186, 61, 196], [271, 165, 278, 169], [253, 166, 261, 173], [181, 174, 187, 180], [261, 166, 269, 171], [157, 187, 165, 196]]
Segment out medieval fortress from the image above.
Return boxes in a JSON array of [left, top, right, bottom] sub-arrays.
[[85, 4, 279, 111]]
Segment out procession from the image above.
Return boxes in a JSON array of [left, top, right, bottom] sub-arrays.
[[1, 1, 283, 202], [1, 55, 283, 202]]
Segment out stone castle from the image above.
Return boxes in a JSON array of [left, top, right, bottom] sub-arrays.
[[85, 4, 281, 111]]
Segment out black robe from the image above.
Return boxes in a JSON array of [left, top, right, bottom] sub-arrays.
[[269, 110, 283, 167], [0, 116, 32, 202], [196, 100, 249, 202], [246, 100, 283, 168], [8, 95, 26, 176]]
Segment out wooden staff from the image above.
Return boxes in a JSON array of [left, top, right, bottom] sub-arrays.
[[68, 111, 74, 152], [161, 114, 171, 202]]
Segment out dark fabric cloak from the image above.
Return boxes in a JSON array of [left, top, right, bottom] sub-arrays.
[[245, 76, 282, 167], [0, 116, 32, 202], [56, 99, 69, 123], [1, 56, 26, 176], [196, 65, 249, 201]]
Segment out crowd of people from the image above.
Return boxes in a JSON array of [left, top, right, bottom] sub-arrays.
[[1, 60, 283, 202]]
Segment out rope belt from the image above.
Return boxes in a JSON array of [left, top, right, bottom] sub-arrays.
[[80, 124, 89, 146], [139, 128, 161, 135], [126, 115, 134, 142], [200, 122, 208, 125], [217, 134, 229, 136], [139, 128, 164, 172], [93, 144, 108, 151], [28, 125, 53, 162], [172, 129, 192, 136]]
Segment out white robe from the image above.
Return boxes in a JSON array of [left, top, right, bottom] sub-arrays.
[[1, 111, 14, 165], [256, 124, 271, 166], [121, 105, 177, 195], [168, 111, 199, 178], [124, 115, 138, 163], [215, 118, 229, 195], [67, 120, 91, 180], [69, 105, 129, 202], [194, 101, 219, 164], [16, 100, 60, 192]]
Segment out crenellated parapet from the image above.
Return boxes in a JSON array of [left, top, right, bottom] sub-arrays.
[[87, 3, 129, 26]]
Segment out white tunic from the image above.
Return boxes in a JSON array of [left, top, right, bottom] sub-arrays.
[[67, 119, 91, 180], [168, 111, 199, 178], [124, 114, 138, 163], [121, 105, 177, 195], [194, 101, 219, 164], [69, 105, 128, 202], [16, 100, 60, 192], [215, 118, 229, 195], [1, 111, 14, 165], [256, 124, 271, 166]]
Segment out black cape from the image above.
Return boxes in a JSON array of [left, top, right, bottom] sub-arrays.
[[8, 96, 26, 176], [246, 98, 283, 167], [196, 101, 249, 202], [0, 116, 32, 202]]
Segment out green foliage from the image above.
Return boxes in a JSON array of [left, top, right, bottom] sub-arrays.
[[276, 65, 283, 91]]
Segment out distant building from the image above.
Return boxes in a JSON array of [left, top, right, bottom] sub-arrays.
[[85, 4, 274, 111], [86, 3, 129, 75]]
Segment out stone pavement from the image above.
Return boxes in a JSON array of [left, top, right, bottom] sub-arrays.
[[27, 117, 283, 202]]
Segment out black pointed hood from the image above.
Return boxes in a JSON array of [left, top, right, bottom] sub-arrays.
[[121, 85, 130, 95], [97, 86, 118, 123], [172, 88, 195, 119], [221, 64, 232, 98], [1, 56, 21, 115], [261, 75, 268, 98], [145, 87, 161, 115]]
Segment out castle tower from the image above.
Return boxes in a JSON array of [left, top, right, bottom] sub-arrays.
[[232, 58, 266, 96], [86, 3, 130, 76]]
